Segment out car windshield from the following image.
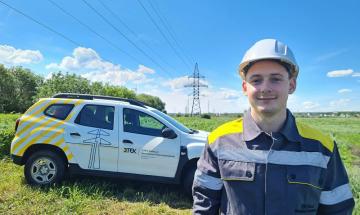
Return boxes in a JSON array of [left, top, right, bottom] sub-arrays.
[[151, 109, 192, 133]]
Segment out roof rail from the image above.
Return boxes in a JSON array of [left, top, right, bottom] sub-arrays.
[[53, 93, 147, 108]]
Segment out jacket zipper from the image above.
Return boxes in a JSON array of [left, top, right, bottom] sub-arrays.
[[264, 132, 276, 215]]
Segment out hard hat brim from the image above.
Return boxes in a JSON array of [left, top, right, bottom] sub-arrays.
[[239, 57, 299, 79]]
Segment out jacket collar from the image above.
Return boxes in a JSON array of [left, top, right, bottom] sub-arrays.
[[243, 109, 262, 141], [279, 110, 302, 142], [243, 109, 301, 142]]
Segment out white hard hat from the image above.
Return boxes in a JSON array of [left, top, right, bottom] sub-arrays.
[[239, 39, 299, 79]]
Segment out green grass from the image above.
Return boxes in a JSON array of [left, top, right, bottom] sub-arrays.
[[175, 115, 236, 132], [297, 117, 360, 165], [0, 114, 359, 214], [0, 157, 192, 214], [0, 113, 20, 131]]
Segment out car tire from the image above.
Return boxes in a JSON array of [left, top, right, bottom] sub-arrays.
[[24, 150, 66, 186], [183, 165, 197, 197]]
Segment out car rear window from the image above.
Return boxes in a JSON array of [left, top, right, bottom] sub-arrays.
[[75, 105, 115, 130], [44, 104, 74, 120]]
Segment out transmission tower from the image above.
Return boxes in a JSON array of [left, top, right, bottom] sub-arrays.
[[184, 63, 208, 116]]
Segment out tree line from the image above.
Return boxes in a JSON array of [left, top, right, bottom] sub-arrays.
[[0, 64, 165, 113]]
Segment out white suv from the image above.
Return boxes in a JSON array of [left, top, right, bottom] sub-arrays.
[[10, 93, 208, 194]]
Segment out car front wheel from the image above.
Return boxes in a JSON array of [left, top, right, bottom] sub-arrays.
[[183, 165, 197, 196], [24, 150, 66, 186]]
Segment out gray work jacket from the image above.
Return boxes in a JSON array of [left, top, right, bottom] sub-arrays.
[[192, 110, 354, 215]]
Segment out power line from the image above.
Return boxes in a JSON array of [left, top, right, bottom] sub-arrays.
[[46, 0, 141, 64], [96, 0, 138, 39], [136, 0, 192, 71], [81, 0, 173, 78], [97, 0, 179, 74], [148, 0, 195, 65], [0, 0, 81, 47]]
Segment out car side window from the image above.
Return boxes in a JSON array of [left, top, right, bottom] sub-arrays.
[[44, 104, 74, 120], [123, 108, 165, 136], [75, 105, 115, 130]]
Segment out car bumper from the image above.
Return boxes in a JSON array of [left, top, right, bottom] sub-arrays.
[[11, 154, 23, 165]]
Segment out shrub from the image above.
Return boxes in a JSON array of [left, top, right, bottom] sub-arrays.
[[201, 114, 211, 119], [0, 129, 14, 158]]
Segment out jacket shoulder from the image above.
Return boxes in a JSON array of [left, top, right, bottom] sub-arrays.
[[208, 118, 243, 145], [295, 119, 334, 152]]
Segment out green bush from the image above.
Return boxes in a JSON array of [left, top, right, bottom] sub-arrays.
[[201, 114, 211, 119], [0, 129, 14, 158]]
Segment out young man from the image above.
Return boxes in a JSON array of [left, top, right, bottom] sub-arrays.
[[192, 39, 355, 214]]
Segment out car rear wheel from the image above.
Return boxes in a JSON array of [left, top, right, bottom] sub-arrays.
[[24, 150, 66, 186]]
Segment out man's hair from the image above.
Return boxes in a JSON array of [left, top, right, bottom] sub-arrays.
[[243, 59, 293, 79]]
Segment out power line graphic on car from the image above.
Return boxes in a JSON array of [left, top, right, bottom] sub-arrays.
[[83, 128, 111, 169]]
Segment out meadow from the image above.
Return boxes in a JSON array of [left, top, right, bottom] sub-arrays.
[[0, 114, 359, 214]]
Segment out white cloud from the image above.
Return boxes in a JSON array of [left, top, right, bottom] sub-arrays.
[[326, 69, 353, 77], [329, 99, 350, 107], [163, 76, 209, 90], [45, 72, 55, 80], [46, 47, 155, 85], [352, 72, 360, 77], [212, 88, 242, 100], [137, 64, 155, 74], [287, 94, 301, 112], [302, 101, 320, 110], [338, 89, 352, 93], [81, 69, 153, 85], [46, 47, 112, 71], [140, 84, 247, 113], [315, 49, 348, 62], [0, 45, 43, 65], [45, 63, 58, 70]]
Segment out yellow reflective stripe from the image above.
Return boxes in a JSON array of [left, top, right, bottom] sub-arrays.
[[17, 124, 65, 155], [17, 111, 76, 155], [16, 100, 52, 132], [70, 100, 84, 117], [15, 115, 46, 138], [63, 145, 69, 152], [67, 153, 73, 161], [14, 99, 82, 156], [45, 129, 64, 145], [15, 98, 71, 138], [54, 137, 65, 147], [12, 117, 59, 153], [13, 99, 81, 153], [23, 99, 47, 115], [21, 99, 61, 121], [208, 118, 243, 144], [296, 120, 334, 152], [64, 110, 77, 121], [288, 180, 322, 190]]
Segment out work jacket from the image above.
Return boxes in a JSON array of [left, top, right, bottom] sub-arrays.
[[192, 110, 354, 215]]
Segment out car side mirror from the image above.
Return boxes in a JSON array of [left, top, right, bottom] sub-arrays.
[[162, 128, 177, 139]]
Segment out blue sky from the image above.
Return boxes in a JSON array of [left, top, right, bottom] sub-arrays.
[[0, 0, 359, 113]]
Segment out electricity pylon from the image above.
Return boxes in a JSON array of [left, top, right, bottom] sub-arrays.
[[184, 63, 208, 116]]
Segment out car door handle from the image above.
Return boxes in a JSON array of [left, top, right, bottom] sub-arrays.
[[70, 132, 81, 137], [123, 139, 133, 144]]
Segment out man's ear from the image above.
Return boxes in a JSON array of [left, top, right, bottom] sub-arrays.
[[242, 80, 247, 95], [289, 78, 296, 94]]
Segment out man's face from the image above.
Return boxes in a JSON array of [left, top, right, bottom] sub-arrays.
[[242, 60, 296, 117]]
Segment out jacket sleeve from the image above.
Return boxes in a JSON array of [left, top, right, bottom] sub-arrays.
[[317, 143, 355, 215], [192, 141, 223, 215]]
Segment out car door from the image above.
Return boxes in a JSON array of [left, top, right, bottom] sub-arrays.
[[65, 104, 118, 172], [118, 108, 180, 178]]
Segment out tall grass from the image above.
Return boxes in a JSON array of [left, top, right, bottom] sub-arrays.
[[0, 114, 359, 214]]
